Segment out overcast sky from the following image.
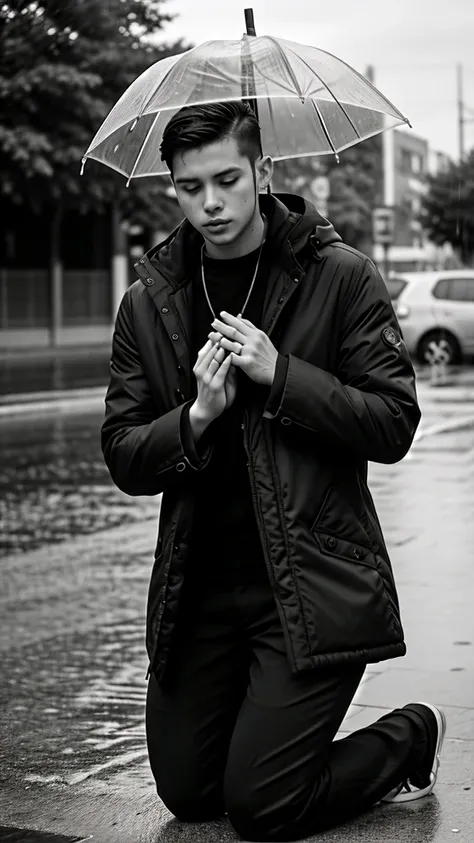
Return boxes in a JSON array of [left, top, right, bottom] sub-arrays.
[[158, 0, 474, 160]]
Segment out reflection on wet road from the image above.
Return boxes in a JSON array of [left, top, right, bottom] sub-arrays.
[[1, 372, 474, 804], [0, 410, 158, 557], [0, 616, 148, 789]]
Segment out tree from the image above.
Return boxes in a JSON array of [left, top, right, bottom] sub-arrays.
[[422, 151, 474, 265], [0, 0, 187, 228], [272, 136, 383, 252], [326, 136, 383, 251]]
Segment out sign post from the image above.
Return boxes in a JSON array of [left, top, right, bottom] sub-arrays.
[[372, 206, 395, 279], [310, 175, 330, 217]]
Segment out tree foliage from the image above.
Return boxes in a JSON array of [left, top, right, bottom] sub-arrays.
[[422, 151, 474, 265], [0, 0, 187, 227], [272, 136, 383, 252]]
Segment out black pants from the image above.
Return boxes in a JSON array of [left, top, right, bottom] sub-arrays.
[[146, 577, 428, 842]]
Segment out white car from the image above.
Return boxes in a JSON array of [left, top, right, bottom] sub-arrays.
[[386, 270, 474, 365]]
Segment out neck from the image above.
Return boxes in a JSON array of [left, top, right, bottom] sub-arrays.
[[204, 211, 265, 260]]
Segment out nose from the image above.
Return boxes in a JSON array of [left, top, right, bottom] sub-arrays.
[[203, 185, 223, 215]]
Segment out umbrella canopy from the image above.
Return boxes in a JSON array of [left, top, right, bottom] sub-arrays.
[[82, 35, 410, 181]]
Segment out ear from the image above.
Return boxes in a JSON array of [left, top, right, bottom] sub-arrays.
[[256, 155, 273, 192]]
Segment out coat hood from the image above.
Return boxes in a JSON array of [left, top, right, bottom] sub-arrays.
[[139, 193, 342, 290]]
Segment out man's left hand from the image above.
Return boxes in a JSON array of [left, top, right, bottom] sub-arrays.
[[208, 312, 278, 387]]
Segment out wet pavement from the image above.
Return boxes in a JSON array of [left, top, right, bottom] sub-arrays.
[[0, 411, 158, 557], [0, 347, 110, 399], [0, 371, 473, 842]]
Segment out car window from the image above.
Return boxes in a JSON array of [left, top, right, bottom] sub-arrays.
[[432, 279, 451, 300], [385, 277, 408, 300], [433, 277, 474, 302]]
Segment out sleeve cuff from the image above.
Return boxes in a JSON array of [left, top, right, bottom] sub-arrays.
[[263, 354, 289, 419], [180, 402, 212, 468]]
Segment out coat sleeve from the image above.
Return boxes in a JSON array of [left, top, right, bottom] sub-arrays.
[[264, 257, 421, 464], [101, 289, 211, 496]]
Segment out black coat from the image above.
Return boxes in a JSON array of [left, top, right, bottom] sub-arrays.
[[101, 194, 421, 680]]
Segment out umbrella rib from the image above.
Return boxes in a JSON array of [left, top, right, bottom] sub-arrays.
[[136, 46, 200, 120], [126, 112, 162, 186], [285, 47, 362, 141], [310, 98, 340, 162], [264, 37, 305, 99], [299, 44, 411, 126]]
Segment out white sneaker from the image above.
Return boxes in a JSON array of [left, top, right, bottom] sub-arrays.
[[381, 702, 447, 803]]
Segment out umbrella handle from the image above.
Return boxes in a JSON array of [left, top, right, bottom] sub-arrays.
[[244, 8, 257, 36], [243, 9, 272, 194]]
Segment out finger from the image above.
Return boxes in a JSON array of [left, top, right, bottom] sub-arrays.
[[207, 356, 221, 375], [197, 339, 213, 358], [236, 314, 256, 329], [211, 318, 246, 344], [219, 311, 254, 334], [229, 351, 245, 369], [218, 337, 243, 354], [208, 331, 223, 344], [213, 346, 226, 365], [211, 351, 232, 387], [194, 341, 218, 374]]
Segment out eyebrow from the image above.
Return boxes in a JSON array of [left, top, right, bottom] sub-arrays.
[[175, 167, 242, 185]]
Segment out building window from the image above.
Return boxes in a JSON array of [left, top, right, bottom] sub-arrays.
[[399, 149, 424, 176], [411, 153, 423, 174], [400, 149, 412, 174]]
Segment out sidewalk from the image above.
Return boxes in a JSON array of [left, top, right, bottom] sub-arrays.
[[0, 345, 111, 404], [0, 415, 473, 841]]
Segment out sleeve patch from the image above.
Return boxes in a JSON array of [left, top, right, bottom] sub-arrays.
[[381, 326, 402, 349]]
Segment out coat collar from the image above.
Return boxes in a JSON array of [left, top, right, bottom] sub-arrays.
[[134, 193, 341, 293]]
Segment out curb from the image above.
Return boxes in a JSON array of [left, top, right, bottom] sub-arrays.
[[0, 386, 106, 417]]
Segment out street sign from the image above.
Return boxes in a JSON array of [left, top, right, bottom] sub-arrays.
[[310, 176, 330, 201], [310, 175, 330, 217], [373, 206, 395, 245]]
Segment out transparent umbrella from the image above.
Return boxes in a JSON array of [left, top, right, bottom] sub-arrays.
[[82, 31, 410, 183]]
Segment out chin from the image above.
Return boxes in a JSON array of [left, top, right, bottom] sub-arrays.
[[204, 227, 236, 244]]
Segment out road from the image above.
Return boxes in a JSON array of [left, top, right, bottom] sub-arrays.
[[0, 371, 473, 842]]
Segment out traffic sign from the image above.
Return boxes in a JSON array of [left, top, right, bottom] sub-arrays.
[[373, 206, 395, 245], [310, 176, 330, 201]]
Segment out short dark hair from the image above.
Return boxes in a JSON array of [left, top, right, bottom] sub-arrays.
[[160, 101, 262, 175]]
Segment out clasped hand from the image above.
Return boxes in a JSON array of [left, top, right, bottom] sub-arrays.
[[208, 311, 278, 386]]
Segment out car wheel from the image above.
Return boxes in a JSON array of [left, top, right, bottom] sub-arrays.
[[417, 330, 461, 366]]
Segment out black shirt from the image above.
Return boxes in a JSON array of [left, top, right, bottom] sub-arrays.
[[187, 242, 272, 583]]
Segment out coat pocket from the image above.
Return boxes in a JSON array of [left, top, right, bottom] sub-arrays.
[[307, 529, 403, 652]]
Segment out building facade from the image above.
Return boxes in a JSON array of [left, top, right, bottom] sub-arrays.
[[373, 130, 455, 272], [0, 201, 154, 351]]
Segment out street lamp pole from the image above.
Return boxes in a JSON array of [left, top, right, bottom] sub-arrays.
[[458, 63, 465, 162]]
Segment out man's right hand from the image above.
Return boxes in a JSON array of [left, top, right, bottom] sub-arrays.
[[189, 341, 237, 442]]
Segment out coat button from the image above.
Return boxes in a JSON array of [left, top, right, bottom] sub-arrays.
[[171, 333, 179, 341], [145, 277, 154, 286], [161, 306, 169, 314], [177, 365, 185, 376], [278, 296, 285, 304], [353, 548, 365, 560], [175, 389, 184, 401], [176, 462, 186, 472], [326, 536, 337, 550]]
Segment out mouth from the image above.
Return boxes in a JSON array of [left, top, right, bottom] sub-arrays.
[[204, 220, 231, 231]]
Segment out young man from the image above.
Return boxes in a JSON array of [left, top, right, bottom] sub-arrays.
[[101, 101, 446, 841]]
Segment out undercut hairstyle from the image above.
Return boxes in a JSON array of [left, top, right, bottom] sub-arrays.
[[160, 101, 263, 176]]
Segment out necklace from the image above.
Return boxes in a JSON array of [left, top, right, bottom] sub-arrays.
[[200, 220, 267, 321]]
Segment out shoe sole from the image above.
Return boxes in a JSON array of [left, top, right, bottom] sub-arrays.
[[381, 701, 447, 803]]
